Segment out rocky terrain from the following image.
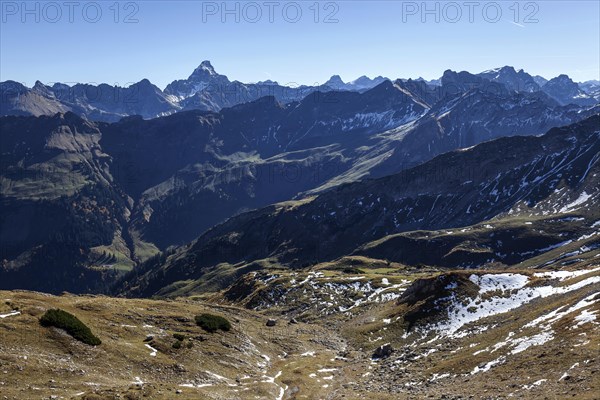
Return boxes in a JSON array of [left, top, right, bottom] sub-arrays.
[[1, 254, 598, 399]]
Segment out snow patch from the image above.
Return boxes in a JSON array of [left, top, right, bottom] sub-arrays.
[[523, 379, 547, 390], [573, 309, 598, 328], [145, 344, 158, 357], [510, 331, 554, 354], [0, 311, 20, 318], [421, 271, 600, 337], [560, 192, 591, 212], [533, 267, 600, 281], [471, 356, 505, 374]]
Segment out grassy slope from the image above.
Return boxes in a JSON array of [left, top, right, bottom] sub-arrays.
[[1, 249, 598, 399]]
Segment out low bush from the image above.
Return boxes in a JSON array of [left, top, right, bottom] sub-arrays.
[[342, 267, 362, 274], [39, 309, 101, 346], [173, 333, 186, 341], [194, 313, 231, 333]]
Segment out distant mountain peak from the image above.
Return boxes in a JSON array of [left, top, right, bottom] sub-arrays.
[[366, 79, 397, 94], [441, 69, 482, 85], [481, 66, 527, 75], [481, 66, 519, 76], [31, 80, 54, 97], [544, 74, 577, 87], [256, 79, 279, 85], [477, 66, 540, 93], [350, 75, 370, 83], [541, 73, 594, 106], [325, 75, 345, 87], [351, 75, 381, 86], [199, 60, 215, 72], [189, 60, 219, 80], [0, 80, 27, 93], [323, 74, 389, 91], [553, 74, 573, 82]]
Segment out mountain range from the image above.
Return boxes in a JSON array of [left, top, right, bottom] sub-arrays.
[[1, 62, 598, 293], [2, 62, 598, 122], [0, 63, 598, 293], [1, 61, 600, 399]]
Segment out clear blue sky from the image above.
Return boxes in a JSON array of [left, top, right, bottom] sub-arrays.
[[1, 1, 599, 88]]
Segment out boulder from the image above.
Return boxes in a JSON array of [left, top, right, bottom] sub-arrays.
[[373, 343, 393, 358]]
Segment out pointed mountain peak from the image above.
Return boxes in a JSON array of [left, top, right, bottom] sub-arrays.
[[189, 60, 218, 80], [199, 60, 214, 70], [32, 80, 54, 96], [324, 75, 345, 87], [131, 79, 160, 93], [366, 79, 396, 94], [166, 60, 229, 98]]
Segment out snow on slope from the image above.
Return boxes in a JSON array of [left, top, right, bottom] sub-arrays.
[[415, 270, 600, 338]]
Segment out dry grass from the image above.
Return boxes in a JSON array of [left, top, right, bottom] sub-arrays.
[[0, 261, 598, 399]]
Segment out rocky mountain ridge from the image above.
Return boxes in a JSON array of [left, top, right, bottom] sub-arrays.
[[2, 62, 596, 121]]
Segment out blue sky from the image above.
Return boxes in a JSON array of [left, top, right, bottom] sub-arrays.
[[1, 1, 599, 88]]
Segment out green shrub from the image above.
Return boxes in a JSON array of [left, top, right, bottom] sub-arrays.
[[39, 309, 101, 346], [172, 340, 182, 349], [342, 267, 362, 274], [172, 333, 186, 341], [194, 313, 231, 333]]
